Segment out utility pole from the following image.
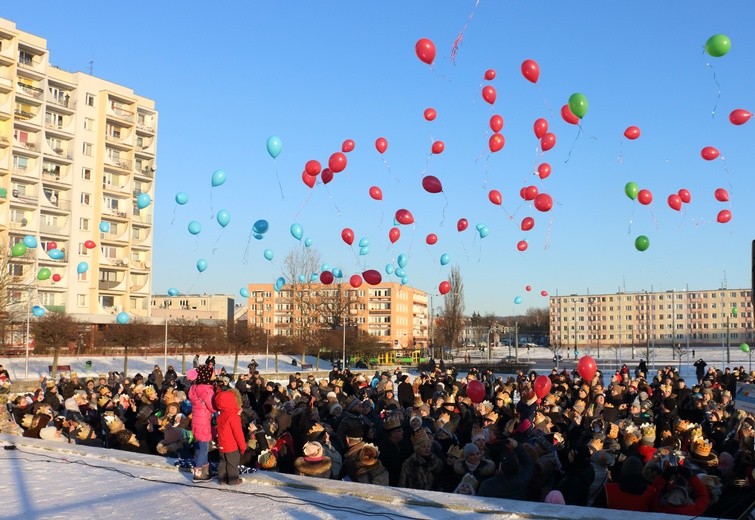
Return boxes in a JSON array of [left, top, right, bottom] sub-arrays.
[[514, 322, 519, 363]]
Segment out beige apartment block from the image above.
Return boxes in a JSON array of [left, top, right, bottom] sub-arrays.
[[0, 18, 157, 325], [151, 294, 234, 325], [549, 288, 753, 354], [245, 281, 430, 349]]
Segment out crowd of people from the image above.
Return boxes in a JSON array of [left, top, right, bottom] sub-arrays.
[[3, 356, 755, 515]]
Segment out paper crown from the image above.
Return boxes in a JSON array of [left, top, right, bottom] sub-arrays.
[[675, 419, 691, 433], [692, 437, 713, 458], [687, 425, 704, 442], [411, 428, 431, 448], [588, 437, 604, 452], [447, 445, 465, 459], [383, 414, 402, 431], [484, 411, 499, 424], [640, 422, 656, 438], [606, 422, 620, 439], [307, 422, 325, 438]]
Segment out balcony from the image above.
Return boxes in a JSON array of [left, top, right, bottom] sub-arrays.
[[105, 156, 132, 171], [42, 197, 71, 212], [39, 222, 70, 236], [16, 82, 44, 100], [102, 182, 129, 195], [105, 134, 131, 148], [0, 135, 9, 147], [42, 169, 69, 184], [46, 94, 76, 111], [135, 166, 154, 178], [136, 122, 155, 134], [103, 207, 129, 220], [10, 189, 38, 205], [99, 279, 125, 291], [0, 77, 11, 92], [108, 105, 134, 123], [14, 108, 36, 120]]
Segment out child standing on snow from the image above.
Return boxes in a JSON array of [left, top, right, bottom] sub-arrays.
[[214, 388, 246, 485]]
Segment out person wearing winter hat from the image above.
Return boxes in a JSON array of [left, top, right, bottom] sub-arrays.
[[356, 443, 389, 486], [189, 364, 216, 482], [453, 442, 495, 483], [544, 489, 566, 504], [215, 388, 246, 485], [398, 429, 443, 491], [594, 455, 665, 511], [294, 441, 332, 479], [478, 438, 534, 501]]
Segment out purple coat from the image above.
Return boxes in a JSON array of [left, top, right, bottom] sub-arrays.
[[189, 383, 217, 442]]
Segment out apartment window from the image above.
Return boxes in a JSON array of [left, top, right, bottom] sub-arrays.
[[78, 243, 88, 255], [82, 142, 93, 156], [86, 93, 95, 107], [77, 294, 87, 307], [78, 270, 88, 281], [82, 167, 92, 180], [81, 193, 90, 205], [84, 118, 94, 131], [18, 50, 34, 65], [9, 263, 24, 277], [12, 156, 29, 171], [79, 218, 90, 231]]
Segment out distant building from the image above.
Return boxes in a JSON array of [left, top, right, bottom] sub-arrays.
[[151, 294, 234, 329], [245, 282, 429, 349], [549, 288, 753, 353]]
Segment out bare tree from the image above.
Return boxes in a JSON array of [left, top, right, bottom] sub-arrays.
[[168, 318, 207, 373], [0, 240, 36, 354], [30, 313, 83, 380], [439, 266, 465, 359], [282, 247, 322, 363], [102, 317, 151, 376]]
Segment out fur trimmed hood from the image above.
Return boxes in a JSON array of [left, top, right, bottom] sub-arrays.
[[293, 456, 332, 478]]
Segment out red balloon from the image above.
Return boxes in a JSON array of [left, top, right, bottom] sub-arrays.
[[466, 380, 485, 404], [521, 217, 535, 231], [489, 114, 504, 133], [524, 185, 539, 201], [431, 141, 445, 155], [534, 375, 551, 399], [52, 273, 61, 282], [321, 168, 334, 184], [422, 175, 443, 193], [537, 163, 551, 180], [482, 85, 497, 105], [375, 137, 388, 154], [489, 133, 505, 153], [84, 240, 96, 249], [439, 280, 451, 295], [577, 356, 597, 382], [426, 233, 438, 245], [302, 171, 316, 188], [389, 227, 400, 244], [488, 189, 502, 206], [341, 228, 355, 245], [717, 209, 732, 223], [484, 69, 496, 81], [533, 118, 548, 139], [525, 285, 532, 292], [395, 209, 414, 225], [637, 189, 653, 205], [457, 218, 468, 232], [415, 38, 436, 65], [369, 186, 383, 201], [701, 146, 720, 161], [519, 187, 527, 200], [534, 193, 553, 212], [540, 133, 556, 151], [320, 271, 334, 285], [349, 274, 362, 288], [521, 59, 540, 83], [667, 194, 682, 211], [362, 269, 382, 285], [328, 152, 347, 173], [341, 139, 355, 153], [714, 188, 729, 202], [517, 240, 528, 252], [560, 104, 579, 125], [541, 290, 548, 297], [678, 189, 691, 204], [304, 160, 321, 176], [424, 108, 437, 121], [624, 126, 641, 140], [47, 241, 57, 251], [729, 109, 752, 126]]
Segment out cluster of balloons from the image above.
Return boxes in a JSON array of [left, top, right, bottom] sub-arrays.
[[252, 219, 269, 240], [667, 189, 691, 211]]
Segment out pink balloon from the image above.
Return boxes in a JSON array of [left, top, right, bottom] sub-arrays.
[[577, 355, 597, 381], [540, 290, 548, 297], [525, 285, 532, 292]]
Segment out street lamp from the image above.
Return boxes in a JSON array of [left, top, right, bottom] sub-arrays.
[[161, 299, 169, 373]]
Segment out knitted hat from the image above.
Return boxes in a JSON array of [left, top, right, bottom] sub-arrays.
[[359, 443, 380, 466], [329, 403, 343, 417], [185, 368, 198, 382], [463, 442, 480, 458], [194, 365, 214, 385], [302, 441, 325, 462], [545, 490, 566, 505]]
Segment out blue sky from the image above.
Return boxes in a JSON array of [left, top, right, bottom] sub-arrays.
[[6, 2, 755, 315]]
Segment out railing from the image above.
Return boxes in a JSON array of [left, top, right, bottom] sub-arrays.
[[47, 96, 75, 109], [42, 170, 63, 182], [9, 222, 31, 231], [14, 108, 36, 120], [136, 167, 154, 178], [105, 157, 132, 170], [104, 208, 128, 218], [12, 191, 37, 203], [110, 106, 134, 122], [0, 77, 11, 89], [44, 121, 64, 131], [44, 198, 71, 211], [136, 123, 155, 133], [105, 134, 128, 144], [99, 280, 125, 290], [18, 56, 34, 67], [38, 223, 68, 235], [17, 82, 43, 99]]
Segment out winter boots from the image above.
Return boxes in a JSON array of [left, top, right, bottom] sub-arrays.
[[192, 464, 211, 483]]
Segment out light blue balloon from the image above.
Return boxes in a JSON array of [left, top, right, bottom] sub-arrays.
[[298, 274, 306, 283], [99, 221, 110, 233], [253, 219, 269, 235], [239, 287, 250, 298], [475, 223, 485, 231], [276, 276, 285, 288], [253, 233, 264, 240], [358, 237, 370, 248], [385, 264, 394, 275], [263, 249, 274, 261], [76, 262, 88, 274], [48, 249, 64, 260], [304, 237, 313, 248], [514, 296, 523, 305], [136, 193, 151, 209], [440, 253, 450, 266], [401, 275, 409, 285], [167, 288, 179, 297], [332, 268, 343, 278], [175, 192, 189, 205], [32, 305, 45, 317], [216, 209, 230, 228], [310, 274, 318, 282], [116, 312, 130, 325], [211, 169, 227, 187], [478, 226, 489, 238], [196, 258, 207, 272], [23, 235, 37, 248], [395, 267, 405, 278], [266, 136, 283, 159], [188, 221, 202, 235], [359, 246, 370, 256], [397, 253, 408, 269], [290, 223, 303, 241], [321, 263, 330, 272]]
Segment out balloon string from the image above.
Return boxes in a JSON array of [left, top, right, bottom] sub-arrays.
[[649, 206, 659, 229], [275, 166, 285, 201], [171, 205, 177, 225], [295, 189, 315, 218], [720, 156, 733, 191], [475, 151, 489, 187], [564, 125, 583, 164], [536, 83, 554, 117], [212, 229, 224, 255], [544, 214, 554, 251], [381, 158, 397, 182], [242, 232, 253, 264], [209, 190, 214, 220], [440, 193, 448, 227], [616, 139, 624, 165], [450, 0, 480, 64], [706, 62, 721, 118], [459, 234, 471, 262], [326, 188, 341, 217], [187, 273, 200, 294], [626, 206, 635, 235]]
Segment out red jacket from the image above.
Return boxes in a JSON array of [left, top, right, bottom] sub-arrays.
[[214, 390, 245, 454], [604, 476, 664, 511], [653, 475, 710, 516]]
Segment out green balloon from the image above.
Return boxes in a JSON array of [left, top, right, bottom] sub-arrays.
[[568, 92, 589, 119], [635, 235, 650, 252], [625, 182, 639, 200], [741, 343, 750, 353], [705, 34, 731, 57], [11, 242, 27, 257], [37, 268, 52, 281], [732, 307, 738, 317]]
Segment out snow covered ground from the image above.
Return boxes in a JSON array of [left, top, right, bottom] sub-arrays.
[[0, 434, 694, 520]]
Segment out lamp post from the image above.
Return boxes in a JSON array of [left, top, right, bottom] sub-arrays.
[[162, 300, 169, 373], [24, 291, 30, 381]]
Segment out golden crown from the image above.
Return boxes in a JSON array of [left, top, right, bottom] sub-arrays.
[[692, 437, 713, 457], [307, 423, 325, 437], [411, 429, 431, 448], [687, 426, 703, 442]]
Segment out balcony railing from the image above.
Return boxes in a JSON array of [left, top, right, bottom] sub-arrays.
[[18, 56, 34, 67], [103, 183, 129, 194], [104, 208, 128, 218], [17, 82, 43, 99], [106, 157, 132, 171], [42, 170, 63, 182], [47, 95, 75, 109], [14, 108, 36, 120], [43, 198, 71, 211], [109, 106, 134, 122], [136, 123, 155, 133], [99, 279, 125, 290], [39, 223, 70, 235]]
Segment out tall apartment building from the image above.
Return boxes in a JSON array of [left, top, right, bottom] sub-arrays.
[[549, 288, 753, 353], [151, 294, 234, 327], [245, 282, 430, 350], [0, 18, 157, 324]]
